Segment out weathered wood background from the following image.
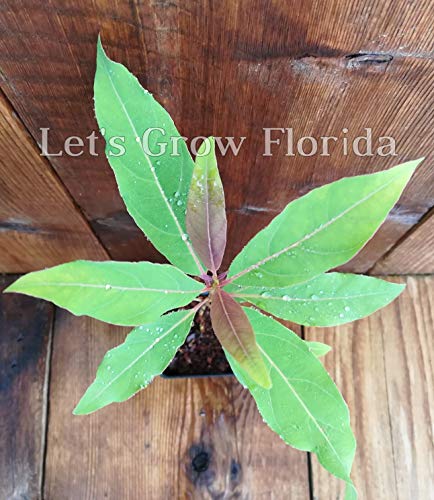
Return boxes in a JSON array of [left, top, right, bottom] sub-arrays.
[[0, 0, 433, 273], [0, 2, 433, 499]]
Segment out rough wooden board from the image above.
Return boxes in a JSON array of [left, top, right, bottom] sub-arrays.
[[305, 276, 434, 499], [44, 311, 310, 499], [0, 0, 433, 269], [0, 91, 107, 272], [0, 275, 53, 500], [372, 212, 434, 274]]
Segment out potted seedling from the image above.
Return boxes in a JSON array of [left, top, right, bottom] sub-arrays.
[[5, 38, 423, 499]]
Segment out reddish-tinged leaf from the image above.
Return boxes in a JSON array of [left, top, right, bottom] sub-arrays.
[[186, 137, 227, 273], [210, 289, 271, 388]]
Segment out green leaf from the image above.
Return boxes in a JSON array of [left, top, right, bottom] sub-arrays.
[[210, 289, 271, 388], [186, 137, 227, 273], [226, 308, 357, 499], [74, 308, 195, 414], [5, 261, 203, 326], [228, 273, 405, 326], [95, 38, 204, 275], [228, 160, 422, 287], [306, 341, 332, 357]]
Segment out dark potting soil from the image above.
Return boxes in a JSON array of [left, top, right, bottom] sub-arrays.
[[163, 305, 232, 377]]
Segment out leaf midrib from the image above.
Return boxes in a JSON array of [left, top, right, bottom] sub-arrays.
[[232, 291, 392, 302], [18, 282, 200, 294], [203, 158, 216, 272], [215, 289, 250, 359]]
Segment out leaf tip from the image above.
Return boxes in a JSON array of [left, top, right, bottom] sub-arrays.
[[96, 33, 104, 53], [2, 278, 23, 294], [393, 157, 424, 179], [96, 34, 111, 66], [73, 399, 91, 416], [251, 365, 272, 389]]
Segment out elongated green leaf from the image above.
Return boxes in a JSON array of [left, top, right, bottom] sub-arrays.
[[5, 261, 203, 326], [306, 341, 332, 357], [95, 38, 204, 275], [228, 160, 422, 287], [228, 273, 404, 326], [227, 308, 357, 499], [186, 137, 227, 273], [74, 308, 195, 414], [210, 289, 271, 388]]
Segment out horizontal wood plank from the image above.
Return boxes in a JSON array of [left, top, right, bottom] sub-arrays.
[[0, 91, 107, 272], [372, 211, 434, 274], [305, 276, 434, 499], [0, 275, 53, 500], [0, 0, 432, 269]]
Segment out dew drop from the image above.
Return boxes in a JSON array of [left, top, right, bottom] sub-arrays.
[[339, 313, 344, 318], [181, 233, 188, 241], [311, 294, 319, 300], [282, 295, 290, 301], [176, 200, 183, 206], [261, 291, 271, 298], [105, 284, 111, 290], [344, 306, 350, 312], [174, 191, 180, 198]]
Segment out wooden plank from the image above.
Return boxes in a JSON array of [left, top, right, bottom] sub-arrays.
[[0, 0, 433, 269], [231, 379, 310, 498], [44, 311, 310, 499], [0, 275, 53, 500], [372, 211, 434, 274], [0, 91, 107, 272], [305, 276, 434, 499]]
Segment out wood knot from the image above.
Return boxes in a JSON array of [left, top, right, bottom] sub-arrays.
[[192, 450, 210, 473], [186, 444, 215, 487], [346, 53, 393, 69], [230, 459, 242, 482]]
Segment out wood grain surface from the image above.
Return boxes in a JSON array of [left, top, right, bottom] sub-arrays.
[[0, 275, 53, 500], [0, 0, 432, 270], [43, 311, 309, 499], [372, 211, 434, 274], [0, 91, 107, 272], [305, 276, 434, 499]]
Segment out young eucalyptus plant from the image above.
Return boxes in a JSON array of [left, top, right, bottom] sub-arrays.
[[6, 38, 423, 499]]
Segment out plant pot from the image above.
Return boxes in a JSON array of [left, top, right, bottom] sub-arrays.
[[162, 306, 233, 378]]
